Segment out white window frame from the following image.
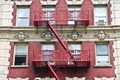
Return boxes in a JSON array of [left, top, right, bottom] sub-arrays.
[[95, 43, 110, 66], [16, 7, 30, 26], [42, 7, 55, 24], [68, 7, 81, 25], [69, 43, 81, 56], [13, 43, 28, 67], [41, 43, 55, 61], [68, 43, 81, 64], [94, 6, 108, 25]]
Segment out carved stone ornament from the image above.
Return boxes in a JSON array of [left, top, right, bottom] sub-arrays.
[[41, 31, 54, 41], [68, 31, 82, 40], [14, 31, 29, 41], [94, 30, 109, 41]]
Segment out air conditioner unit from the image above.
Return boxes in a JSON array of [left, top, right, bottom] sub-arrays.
[[34, 77, 41, 80], [68, 21, 75, 25], [96, 20, 106, 25], [97, 61, 109, 65]]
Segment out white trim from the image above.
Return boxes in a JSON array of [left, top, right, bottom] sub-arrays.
[[11, 65, 29, 68], [15, 1, 32, 5], [16, 7, 30, 27], [94, 6, 108, 25], [13, 43, 28, 66], [94, 77, 115, 80], [95, 42, 111, 66]]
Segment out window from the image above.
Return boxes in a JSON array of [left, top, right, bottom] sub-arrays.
[[41, 43, 55, 61], [68, 6, 81, 25], [69, 43, 81, 59], [96, 43, 110, 65], [16, 7, 29, 26], [94, 6, 107, 25], [42, 6, 55, 24], [14, 43, 28, 66]]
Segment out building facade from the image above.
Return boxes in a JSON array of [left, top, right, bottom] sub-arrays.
[[0, 0, 120, 80]]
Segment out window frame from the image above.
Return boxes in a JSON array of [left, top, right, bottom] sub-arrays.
[[94, 6, 108, 25], [42, 5, 55, 25], [68, 6, 81, 25], [13, 43, 28, 67], [95, 42, 111, 66], [16, 6, 30, 27], [68, 43, 82, 59], [41, 43, 55, 61]]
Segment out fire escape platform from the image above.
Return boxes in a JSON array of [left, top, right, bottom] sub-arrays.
[[32, 50, 91, 68], [32, 60, 90, 68], [34, 20, 89, 27]]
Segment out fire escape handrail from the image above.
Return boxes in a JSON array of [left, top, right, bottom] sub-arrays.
[[47, 22, 75, 60], [32, 50, 90, 62], [34, 10, 89, 26], [47, 62, 60, 80]]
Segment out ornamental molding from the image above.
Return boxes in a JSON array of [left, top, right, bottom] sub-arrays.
[[94, 77, 115, 80], [68, 31, 82, 41], [9, 78, 29, 80], [94, 30, 109, 41], [14, 31, 29, 41], [41, 31, 54, 41], [15, 0, 32, 5]]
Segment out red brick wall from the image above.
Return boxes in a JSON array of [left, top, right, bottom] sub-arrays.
[[8, 41, 115, 80], [81, 0, 94, 25], [30, 0, 42, 26], [12, 2, 16, 26], [9, 0, 115, 80], [55, 0, 68, 26], [107, 0, 112, 25]]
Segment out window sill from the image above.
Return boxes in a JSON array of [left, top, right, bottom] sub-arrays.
[[94, 64, 112, 68], [11, 65, 29, 68]]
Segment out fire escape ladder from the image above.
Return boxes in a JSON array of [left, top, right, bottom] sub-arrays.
[[47, 22, 74, 59], [47, 62, 66, 80]]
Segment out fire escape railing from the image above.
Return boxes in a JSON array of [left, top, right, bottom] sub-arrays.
[[33, 10, 90, 80], [32, 50, 90, 66], [34, 10, 89, 26]]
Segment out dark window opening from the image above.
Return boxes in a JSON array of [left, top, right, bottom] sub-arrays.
[[15, 55, 26, 65]]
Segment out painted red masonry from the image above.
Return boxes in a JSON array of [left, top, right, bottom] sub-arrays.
[[30, 0, 42, 26], [8, 0, 115, 80], [12, 2, 17, 26], [81, 0, 94, 25], [107, 0, 112, 25], [55, 0, 68, 25]]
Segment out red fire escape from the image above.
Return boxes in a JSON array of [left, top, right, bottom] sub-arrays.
[[32, 10, 90, 80]]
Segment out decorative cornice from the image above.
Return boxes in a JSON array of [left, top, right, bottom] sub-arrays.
[[41, 31, 54, 41], [94, 30, 109, 41], [15, 0, 32, 5], [68, 31, 82, 41], [14, 31, 29, 41]]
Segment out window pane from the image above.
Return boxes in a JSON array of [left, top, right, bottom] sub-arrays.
[[16, 19, 29, 26], [15, 44, 28, 55], [42, 44, 55, 50], [94, 7, 107, 16], [96, 44, 108, 55], [96, 43, 110, 65], [15, 56, 26, 65], [41, 44, 54, 61], [96, 56, 109, 61], [94, 7, 107, 24], [69, 44, 81, 58], [68, 7, 81, 20], [14, 43, 28, 65], [16, 8, 29, 26], [69, 44, 81, 50], [17, 8, 29, 17], [42, 7, 55, 25]]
